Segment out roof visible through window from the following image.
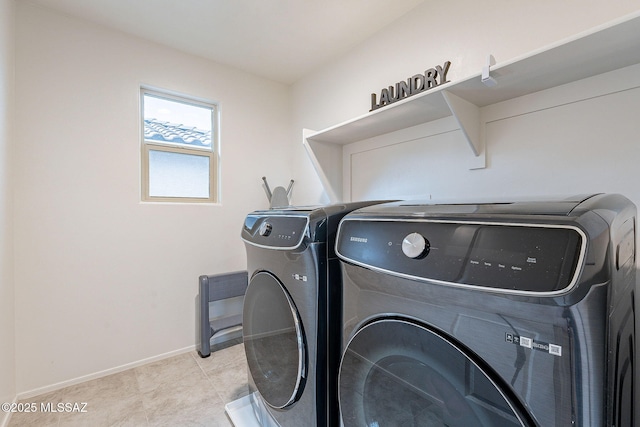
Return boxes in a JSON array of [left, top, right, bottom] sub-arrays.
[[143, 94, 212, 148]]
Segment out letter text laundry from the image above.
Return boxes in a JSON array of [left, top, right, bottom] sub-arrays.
[[370, 61, 451, 111]]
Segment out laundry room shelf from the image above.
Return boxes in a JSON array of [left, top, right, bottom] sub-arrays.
[[303, 11, 640, 202]]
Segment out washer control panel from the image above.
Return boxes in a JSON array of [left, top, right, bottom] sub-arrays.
[[336, 219, 584, 294]]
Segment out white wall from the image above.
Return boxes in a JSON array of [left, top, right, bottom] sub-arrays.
[[291, 0, 640, 205], [0, 0, 16, 419], [14, 3, 292, 394], [343, 62, 640, 202]]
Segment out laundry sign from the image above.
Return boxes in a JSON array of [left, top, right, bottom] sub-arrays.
[[370, 61, 451, 111]]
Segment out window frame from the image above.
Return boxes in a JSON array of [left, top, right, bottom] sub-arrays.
[[140, 87, 219, 204]]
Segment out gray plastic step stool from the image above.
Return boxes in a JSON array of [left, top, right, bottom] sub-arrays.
[[197, 271, 248, 358]]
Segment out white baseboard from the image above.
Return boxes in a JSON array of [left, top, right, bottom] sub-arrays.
[[16, 345, 196, 400], [0, 396, 17, 427]]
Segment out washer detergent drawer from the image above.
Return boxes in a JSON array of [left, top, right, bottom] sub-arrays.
[[243, 271, 306, 409]]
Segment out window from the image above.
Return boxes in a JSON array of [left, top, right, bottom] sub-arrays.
[[141, 88, 218, 203]]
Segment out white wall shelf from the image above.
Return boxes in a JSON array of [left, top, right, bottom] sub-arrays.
[[303, 12, 640, 202]]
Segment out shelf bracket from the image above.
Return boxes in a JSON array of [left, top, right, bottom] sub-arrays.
[[303, 129, 342, 202], [441, 90, 486, 169], [482, 54, 497, 87]]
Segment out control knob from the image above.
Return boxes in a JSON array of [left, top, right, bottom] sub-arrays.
[[402, 232, 430, 259], [259, 222, 272, 237]]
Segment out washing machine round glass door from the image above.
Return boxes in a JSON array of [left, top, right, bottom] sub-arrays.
[[339, 319, 532, 427], [243, 271, 306, 409]]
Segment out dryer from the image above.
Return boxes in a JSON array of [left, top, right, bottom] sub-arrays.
[[335, 194, 636, 426], [241, 201, 386, 427]]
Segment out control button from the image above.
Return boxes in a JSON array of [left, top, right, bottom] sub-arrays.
[[259, 222, 272, 237], [402, 232, 430, 259]]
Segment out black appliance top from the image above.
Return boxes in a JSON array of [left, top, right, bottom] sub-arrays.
[[348, 194, 598, 218]]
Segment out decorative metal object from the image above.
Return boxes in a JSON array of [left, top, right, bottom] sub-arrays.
[[262, 177, 294, 209]]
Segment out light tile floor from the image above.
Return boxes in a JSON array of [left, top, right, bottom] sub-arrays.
[[7, 342, 249, 427]]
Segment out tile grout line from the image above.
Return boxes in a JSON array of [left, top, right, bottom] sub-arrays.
[[131, 363, 151, 426]]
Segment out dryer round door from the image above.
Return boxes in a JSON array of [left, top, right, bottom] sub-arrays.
[[243, 271, 306, 409], [339, 319, 532, 427]]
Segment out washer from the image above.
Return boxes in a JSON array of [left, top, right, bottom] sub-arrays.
[[241, 202, 386, 427], [335, 194, 637, 426]]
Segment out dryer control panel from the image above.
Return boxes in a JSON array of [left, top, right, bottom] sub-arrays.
[[336, 219, 585, 295], [242, 214, 308, 249]]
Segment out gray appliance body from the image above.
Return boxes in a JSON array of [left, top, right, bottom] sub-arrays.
[[241, 202, 385, 427], [335, 194, 637, 426]]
